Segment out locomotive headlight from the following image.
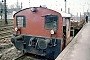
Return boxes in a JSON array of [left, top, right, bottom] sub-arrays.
[[50, 29, 54, 34], [15, 27, 18, 31]]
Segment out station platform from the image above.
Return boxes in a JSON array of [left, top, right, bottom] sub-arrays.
[[56, 22, 90, 60]]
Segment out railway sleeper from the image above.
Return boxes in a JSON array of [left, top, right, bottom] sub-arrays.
[[14, 53, 53, 60], [0, 43, 13, 49], [0, 31, 14, 35], [0, 28, 13, 31], [0, 35, 12, 40]]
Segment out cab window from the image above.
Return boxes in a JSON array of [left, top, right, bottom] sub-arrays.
[[45, 15, 58, 30], [16, 16, 26, 27]]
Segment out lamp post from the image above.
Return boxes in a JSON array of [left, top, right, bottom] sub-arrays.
[[83, 5, 84, 14], [64, 0, 66, 13], [87, 2, 89, 15], [2, 0, 8, 24], [29, 0, 30, 7], [1, 2, 3, 20], [21, 2, 22, 9]]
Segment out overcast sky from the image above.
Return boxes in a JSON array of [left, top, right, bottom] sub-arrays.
[[1, 0, 90, 15]]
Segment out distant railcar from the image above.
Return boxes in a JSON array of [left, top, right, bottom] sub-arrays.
[[11, 7, 71, 59], [70, 18, 85, 36], [71, 18, 85, 29]]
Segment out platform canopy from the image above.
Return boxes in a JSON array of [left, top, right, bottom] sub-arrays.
[[59, 11, 71, 18], [53, 9, 71, 18]]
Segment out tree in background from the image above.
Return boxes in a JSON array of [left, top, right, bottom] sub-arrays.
[[8, 2, 22, 13], [0, 1, 22, 19]]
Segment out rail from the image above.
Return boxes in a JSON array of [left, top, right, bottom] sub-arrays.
[[14, 53, 50, 60]]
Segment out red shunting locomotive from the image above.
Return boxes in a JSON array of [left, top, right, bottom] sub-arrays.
[[11, 7, 71, 59]]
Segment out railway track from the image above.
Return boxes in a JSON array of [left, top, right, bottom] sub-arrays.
[[0, 26, 13, 30], [0, 19, 13, 27], [0, 20, 22, 60], [0, 25, 14, 40], [14, 53, 52, 60]]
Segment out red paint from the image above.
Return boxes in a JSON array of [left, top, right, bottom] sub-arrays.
[[14, 8, 63, 39]]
